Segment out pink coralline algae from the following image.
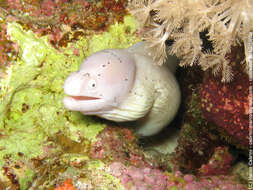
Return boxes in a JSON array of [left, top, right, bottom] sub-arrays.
[[109, 162, 177, 190], [40, 0, 57, 16], [109, 162, 247, 190], [90, 127, 152, 167], [6, 0, 23, 10], [200, 66, 249, 149], [198, 146, 233, 176], [183, 175, 247, 190]]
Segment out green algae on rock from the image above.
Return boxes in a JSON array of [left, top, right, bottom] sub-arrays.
[[32, 153, 125, 190], [0, 15, 139, 169]]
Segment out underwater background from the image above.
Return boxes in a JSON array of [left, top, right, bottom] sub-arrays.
[[0, 0, 251, 189]]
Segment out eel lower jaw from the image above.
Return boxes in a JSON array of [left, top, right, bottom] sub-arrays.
[[63, 95, 106, 112]]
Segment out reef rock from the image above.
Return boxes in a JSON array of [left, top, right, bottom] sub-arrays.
[[200, 66, 249, 150]]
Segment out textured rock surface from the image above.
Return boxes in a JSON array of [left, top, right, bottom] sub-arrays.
[[200, 65, 249, 150]]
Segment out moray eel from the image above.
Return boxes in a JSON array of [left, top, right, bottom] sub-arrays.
[[63, 42, 181, 136]]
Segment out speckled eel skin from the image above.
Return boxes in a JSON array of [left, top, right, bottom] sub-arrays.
[[63, 42, 181, 136]]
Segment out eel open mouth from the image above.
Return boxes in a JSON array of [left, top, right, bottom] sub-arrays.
[[69, 96, 101, 101]]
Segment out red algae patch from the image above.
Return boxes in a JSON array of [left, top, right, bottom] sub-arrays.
[[1, 0, 128, 49], [200, 68, 249, 149]]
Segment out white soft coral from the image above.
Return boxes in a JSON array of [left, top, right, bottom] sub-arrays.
[[129, 0, 253, 82], [210, 0, 253, 77]]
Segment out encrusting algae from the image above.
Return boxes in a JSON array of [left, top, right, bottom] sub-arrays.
[[0, 14, 140, 189]]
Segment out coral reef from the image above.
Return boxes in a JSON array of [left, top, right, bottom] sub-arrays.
[[90, 127, 152, 168], [198, 146, 233, 176], [174, 63, 247, 175], [174, 67, 224, 172], [0, 21, 17, 68], [0, 10, 140, 188], [109, 162, 169, 190], [129, 0, 253, 82], [182, 175, 247, 190], [0, 22, 104, 166], [0, 0, 249, 189], [174, 121, 224, 173], [22, 152, 127, 190], [1, 0, 127, 48], [3, 133, 245, 190], [200, 64, 249, 150], [232, 161, 248, 184], [109, 162, 247, 190], [54, 179, 76, 190]]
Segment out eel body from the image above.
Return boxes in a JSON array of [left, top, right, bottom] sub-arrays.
[[63, 42, 181, 136]]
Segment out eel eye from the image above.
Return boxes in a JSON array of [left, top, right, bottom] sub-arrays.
[[88, 79, 97, 89]]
